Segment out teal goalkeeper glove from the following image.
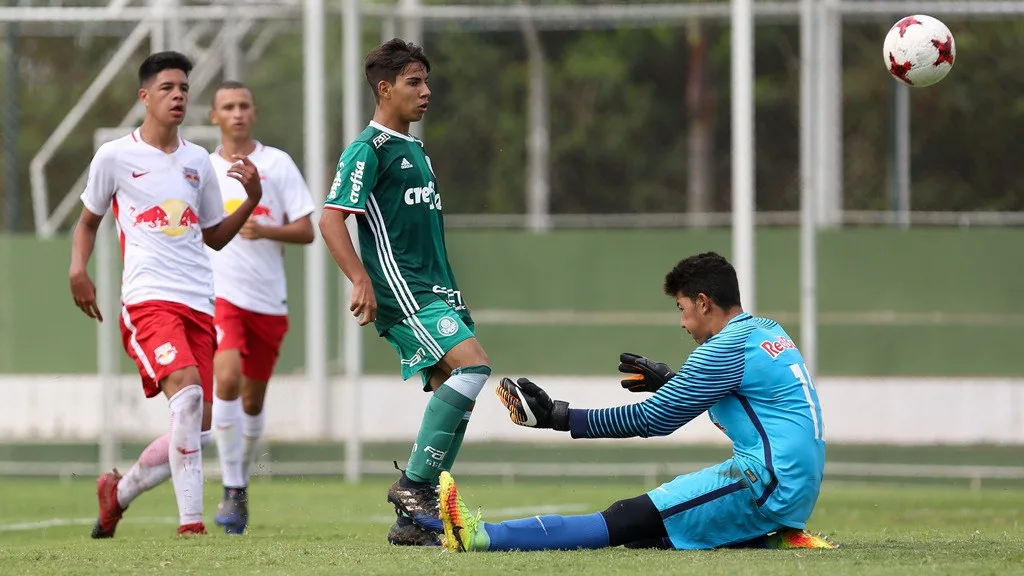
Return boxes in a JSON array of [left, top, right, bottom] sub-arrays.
[[618, 352, 676, 393], [496, 377, 570, 431]]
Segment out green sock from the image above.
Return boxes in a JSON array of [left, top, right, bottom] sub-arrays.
[[441, 413, 471, 473], [406, 366, 489, 484]]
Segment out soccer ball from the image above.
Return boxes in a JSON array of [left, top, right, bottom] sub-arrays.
[[883, 15, 956, 87]]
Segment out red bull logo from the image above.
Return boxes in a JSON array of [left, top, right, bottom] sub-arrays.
[[178, 207, 199, 228], [131, 205, 170, 229], [251, 204, 274, 222], [182, 166, 201, 189], [130, 199, 199, 237]]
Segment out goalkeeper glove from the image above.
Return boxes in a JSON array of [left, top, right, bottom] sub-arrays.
[[618, 352, 675, 393], [496, 377, 570, 431]]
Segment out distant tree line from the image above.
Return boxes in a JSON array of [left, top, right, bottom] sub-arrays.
[[2, 16, 1022, 232]]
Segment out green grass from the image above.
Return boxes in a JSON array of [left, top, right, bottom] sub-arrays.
[[1, 478, 1022, 575]]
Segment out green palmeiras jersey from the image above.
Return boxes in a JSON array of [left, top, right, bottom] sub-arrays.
[[324, 121, 470, 335]]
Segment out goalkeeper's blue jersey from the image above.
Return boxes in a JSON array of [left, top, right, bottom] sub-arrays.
[[567, 312, 826, 527]]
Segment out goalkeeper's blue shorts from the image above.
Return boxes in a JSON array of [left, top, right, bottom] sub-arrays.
[[646, 459, 785, 550]]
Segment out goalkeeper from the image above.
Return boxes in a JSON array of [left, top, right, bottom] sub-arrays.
[[439, 252, 835, 552]]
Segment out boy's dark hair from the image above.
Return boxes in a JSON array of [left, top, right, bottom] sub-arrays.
[[211, 80, 252, 106], [364, 38, 430, 102], [663, 252, 742, 310], [138, 51, 193, 87]]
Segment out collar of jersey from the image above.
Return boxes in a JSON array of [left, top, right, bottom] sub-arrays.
[[212, 141, 263, 158], [369, 121, 416, 142], [704, 312, 752, 344], [726, 312, 753, 327]]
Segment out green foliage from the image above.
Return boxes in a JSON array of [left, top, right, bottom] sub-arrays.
[[3, 17, 1023, 231]]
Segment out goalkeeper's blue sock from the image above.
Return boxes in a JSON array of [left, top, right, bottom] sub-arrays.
[[483, 513, 609, 551]]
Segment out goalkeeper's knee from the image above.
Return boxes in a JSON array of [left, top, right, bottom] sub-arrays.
[[601, 494, 667, 547]]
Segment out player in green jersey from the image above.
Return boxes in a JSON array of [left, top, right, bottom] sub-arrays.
[[319, 38, 491, 547]]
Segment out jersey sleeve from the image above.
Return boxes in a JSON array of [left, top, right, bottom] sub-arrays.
[[277, 153, 316, 221], [324, 142, 378, 214], [198, 157, 226, 229], [80, 145, 116, 216], [567, 335, 747, 439]]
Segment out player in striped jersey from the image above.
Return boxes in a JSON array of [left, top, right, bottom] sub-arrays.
[[438, 252, 836, 552], [320, 39, 491, 546]]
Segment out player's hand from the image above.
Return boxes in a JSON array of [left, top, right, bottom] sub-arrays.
[[496, 377, 570, 431], [69, 268, 103, 322], [618, 352, 675, 393], [239, 219, 264, 240], [350, 276, 377, 326], [227, 155, 263, 202]]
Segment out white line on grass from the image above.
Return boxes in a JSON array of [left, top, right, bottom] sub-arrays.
[[370, 503, 590, 524], [0, 516, 177, 532], [4, 506, 592, 532]]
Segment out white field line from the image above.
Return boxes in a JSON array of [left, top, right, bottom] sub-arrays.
[[0, 516, 177, 532], [2, 506, 590, 532]]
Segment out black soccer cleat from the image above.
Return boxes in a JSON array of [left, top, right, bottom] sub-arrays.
[[386, 476, 443, 534], [387, 513, 441, 546]]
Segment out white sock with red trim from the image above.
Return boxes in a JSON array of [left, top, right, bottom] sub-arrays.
[[116, 429, 212, 510], [168, 385, 204, 526]]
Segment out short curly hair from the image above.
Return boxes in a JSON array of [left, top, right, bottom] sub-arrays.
[[663, 252, 742, 309]]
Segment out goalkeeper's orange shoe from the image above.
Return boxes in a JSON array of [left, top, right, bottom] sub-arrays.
[[438, 471, 490, 552], [763, 528, 838, 549]]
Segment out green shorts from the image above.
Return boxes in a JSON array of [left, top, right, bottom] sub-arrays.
[[383, 300, 476, 390]]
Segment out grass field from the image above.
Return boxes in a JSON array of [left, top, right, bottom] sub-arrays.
[[1, 477, 1022, 575]]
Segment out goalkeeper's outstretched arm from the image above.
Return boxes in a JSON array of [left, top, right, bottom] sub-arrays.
[[569, 336, 746, 439]]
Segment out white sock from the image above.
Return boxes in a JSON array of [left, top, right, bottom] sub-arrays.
[[241, 410, 265, 485], [115, 428, 213, 510], [213, 397, 245, 488], [168, 385, 204, 526], [117, 433, 171, 509]]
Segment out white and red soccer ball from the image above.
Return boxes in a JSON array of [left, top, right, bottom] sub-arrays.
[[883, 14, 956, 87]]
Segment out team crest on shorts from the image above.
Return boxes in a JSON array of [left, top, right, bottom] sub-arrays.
[[436, 316, 459, 337], [154, 342, 178, 366], [182, 166, 201, 189]]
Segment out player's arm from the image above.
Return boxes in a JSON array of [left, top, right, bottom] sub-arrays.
[[245, 215, 314, 244], [320, 143, 379, 325], [498, 338, 745, 439], [203, 155, 263, 250], [69, 147, 115, 322], [69, 208, 105, 321], [242, 155, 315, 244]]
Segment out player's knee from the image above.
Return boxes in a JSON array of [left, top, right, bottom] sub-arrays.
[[443, 338, 490, 373], [467, 341, 490, 367], [215, 366, 242, 397], [162, 366, 203, 398], [443, 365, 491, 402], [601, 494, 666, 547], [241, 391, 265, 415], [240, 378, 268, 414]]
